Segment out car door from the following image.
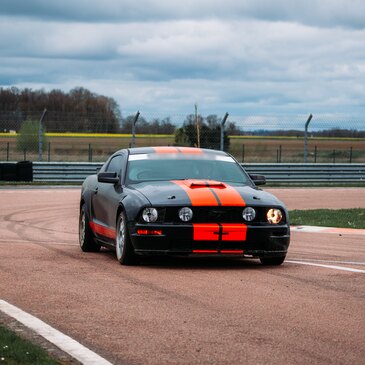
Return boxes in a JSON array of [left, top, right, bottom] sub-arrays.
[[91, 153, 127, 242]]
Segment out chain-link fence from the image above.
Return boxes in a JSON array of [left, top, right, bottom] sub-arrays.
[[0, 110, 364, 163]]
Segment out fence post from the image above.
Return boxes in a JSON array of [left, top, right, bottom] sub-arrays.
[[38, 108, 47, 161], [23, 149, 26, 161], [220, 112, 229, 151], [314, 145, 317, 163], [304, 113, 313, 163], [349, 147, 353, 163], [279, 145, 282, 162], [241, 144, 245, 162], [131, 111, 140, 148], [333, 149, 336, 163], [195, 104, 200, 148], [7, 142, 10, 161], [48, 142, 51, 162], [88, 144, 92, 162]]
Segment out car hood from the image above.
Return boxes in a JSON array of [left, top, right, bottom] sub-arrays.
[[130, 179, 284, 207]]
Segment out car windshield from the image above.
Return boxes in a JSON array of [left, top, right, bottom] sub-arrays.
[[126, 154, 251, 185]]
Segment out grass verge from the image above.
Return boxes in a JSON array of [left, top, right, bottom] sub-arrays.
[[289, 208, 365, 229], [0, 325, 59, 365]]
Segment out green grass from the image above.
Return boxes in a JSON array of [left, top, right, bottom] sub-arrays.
[[289, 208, 365, 229], [0, 325, 59, 365]]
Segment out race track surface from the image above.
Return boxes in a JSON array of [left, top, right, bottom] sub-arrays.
[[0, 188, 364, 365]]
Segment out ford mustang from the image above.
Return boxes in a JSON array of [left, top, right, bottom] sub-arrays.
[[79, 147, 290, 265]]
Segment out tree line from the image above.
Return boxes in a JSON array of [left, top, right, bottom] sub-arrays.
[[0, 87, 121, 133], [1, 87, 363, 138]]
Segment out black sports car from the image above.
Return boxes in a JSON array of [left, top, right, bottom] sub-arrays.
[[79, 147, 290, 265]]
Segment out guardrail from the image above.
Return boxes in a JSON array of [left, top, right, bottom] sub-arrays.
[[242, 163, 365, 183], [33, 162, 103, 182], [21, 162, 365, 183]]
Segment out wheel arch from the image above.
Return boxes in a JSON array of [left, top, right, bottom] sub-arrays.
[[116, 204, 125, 225]]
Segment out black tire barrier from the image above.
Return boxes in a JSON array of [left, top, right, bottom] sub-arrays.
[[0, 161, 33, 182], [17, 161, 33, 181], [1, 163, 18, 181]]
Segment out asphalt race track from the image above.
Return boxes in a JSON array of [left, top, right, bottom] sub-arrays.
[[0, 188, 364, 365]]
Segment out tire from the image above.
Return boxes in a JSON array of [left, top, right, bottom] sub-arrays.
[[116, 212, 138, 265], [260, 256, 286, 266], [79, 204, 100, 252]]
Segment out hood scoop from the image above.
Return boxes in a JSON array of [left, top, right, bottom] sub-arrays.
[[183, 180, 226, 189]]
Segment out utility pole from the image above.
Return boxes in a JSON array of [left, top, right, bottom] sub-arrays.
[[220, 112, 229, 151], [195, 104, 200, 148], [304, 113, 313, 163], [131, 111, 140, 148]]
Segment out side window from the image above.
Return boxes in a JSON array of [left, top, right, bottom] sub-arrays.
[[106, 155, 123, 175]]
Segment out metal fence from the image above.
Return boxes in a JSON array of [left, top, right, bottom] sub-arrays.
[[28, 162, 365, 184], [0, 111, 364, 163]]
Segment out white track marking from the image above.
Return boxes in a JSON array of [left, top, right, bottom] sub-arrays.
[[290, 258, 365, 266], [0, 300, 113, 365], [286, 261, 365, 273], [291, 226, 365, 235]]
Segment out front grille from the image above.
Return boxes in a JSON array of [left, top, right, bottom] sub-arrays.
[[138, 206, 287, 225], [165, 207, 245, 223]]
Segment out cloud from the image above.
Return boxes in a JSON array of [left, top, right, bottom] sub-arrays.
[[1, 0, 365, 28], [0, 2, 365, 125]]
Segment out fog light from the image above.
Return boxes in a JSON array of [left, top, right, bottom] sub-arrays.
[[242, 207, 256, 221], [267, 208, 283, 224], [142, 208, 158, 222], [179, 207, 193, 222]]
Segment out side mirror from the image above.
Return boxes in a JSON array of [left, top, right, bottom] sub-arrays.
[[98, 171, 119, 184], [249, 174, 266, 186]]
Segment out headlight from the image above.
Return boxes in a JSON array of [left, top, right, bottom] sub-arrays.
[[242, 207, 256, 221], [178, 207, 193, 222], [267, 208, 283, 224], [142, 208, 158, 222]]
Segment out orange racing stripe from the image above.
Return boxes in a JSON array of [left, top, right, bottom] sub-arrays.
[[193, 224, 219, 241], [172, 180, 219, 206], [153, 146, 179, 154], [172, 179, 246, 207], [221, 224, 247, 241], [220, 250, 244, 254], [176, 147, 203, 154], [89, 221, 116, 240], [212, 184, 246, 206], [193, 250, 218, 253], [153, 146, 203, 154]]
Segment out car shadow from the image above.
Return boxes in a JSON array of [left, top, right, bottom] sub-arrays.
[[99, 248, 269, 270]]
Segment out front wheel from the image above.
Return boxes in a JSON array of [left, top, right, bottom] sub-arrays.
[[260, 256, 286, 266], [116, 212, 138, 265], [79, 204, 100, 252]]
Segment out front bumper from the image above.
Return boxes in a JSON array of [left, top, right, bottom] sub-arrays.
[[129, 222, 290, 258]]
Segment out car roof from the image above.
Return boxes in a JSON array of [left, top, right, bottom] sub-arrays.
[[126, 146, 228, 156]]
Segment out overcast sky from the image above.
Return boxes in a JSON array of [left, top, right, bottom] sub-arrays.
[[1, 0, 365, 128]]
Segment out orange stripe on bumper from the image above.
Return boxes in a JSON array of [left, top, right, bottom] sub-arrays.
[[220, 250, 244, 254], [221, 224, 247, 241], [89, 221, 116, 240], [193, 250, 219, 253], [193, 223, 219, 240]]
